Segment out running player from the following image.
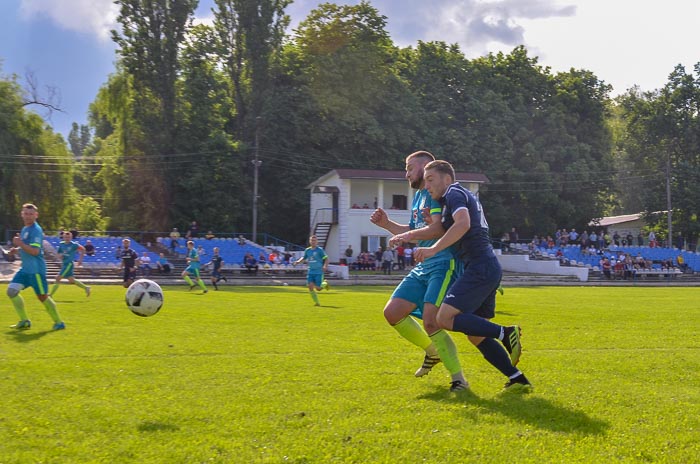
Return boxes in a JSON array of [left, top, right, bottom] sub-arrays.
[[206, 247, 227, 290], [294, 235, 329, 306], [49, 231, 91, 298], [182, 240, 208, 293], [372, 150, 468, 392], [415, 160, 531, 391], [6, 203, 66, 330]]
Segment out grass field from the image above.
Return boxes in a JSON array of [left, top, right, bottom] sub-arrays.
[[1, 285, 699, 463]]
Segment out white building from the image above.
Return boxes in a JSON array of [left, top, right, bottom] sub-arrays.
[[306, 169, 489, 263]]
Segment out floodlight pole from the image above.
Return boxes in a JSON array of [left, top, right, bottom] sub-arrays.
[[252, 117, 262, 244]]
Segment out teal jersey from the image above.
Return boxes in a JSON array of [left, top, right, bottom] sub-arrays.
[[57, 240, 81, 265], [187, 248, 201, 269], [303, 246, 327, 274], [19, 222, 46, 274], [409, 188, 453, 263]]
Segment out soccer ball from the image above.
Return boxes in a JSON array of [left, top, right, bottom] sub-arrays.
[[125, 279, 164, 317]]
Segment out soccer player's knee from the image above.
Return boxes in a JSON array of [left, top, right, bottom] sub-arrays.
[[436, 311, 452, 330], [7, 284, 22, 298]]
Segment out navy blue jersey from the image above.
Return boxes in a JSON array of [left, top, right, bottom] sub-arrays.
[[210, 255, 223, 271], [440, 183, 494, 262]]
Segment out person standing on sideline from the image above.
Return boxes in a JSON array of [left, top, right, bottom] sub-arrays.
[[206, 247, 227, 290], [50, 231, 90, 298], [294, 235, 329, 306], [182, 240, 208, 293], [344, 244, 354, 266], [119, 239, 139, 288], [371, 150, 469, 392], [7, 203, 66, 330], [413, 160, 531, 391], [381, 246, 394, 275]]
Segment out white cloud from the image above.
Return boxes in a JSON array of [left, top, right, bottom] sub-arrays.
[[20, 0, 119, 41]]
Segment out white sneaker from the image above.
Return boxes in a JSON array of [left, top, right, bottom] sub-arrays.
[[414, 354, 441, 377]]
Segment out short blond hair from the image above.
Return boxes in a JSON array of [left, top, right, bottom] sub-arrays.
[[425, 160, 455, 181]]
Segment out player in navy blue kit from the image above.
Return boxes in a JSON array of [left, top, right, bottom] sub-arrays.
[[414, 160, 531, 391]]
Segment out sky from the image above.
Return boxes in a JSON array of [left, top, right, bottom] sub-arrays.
[[1, 0, 699, 139]]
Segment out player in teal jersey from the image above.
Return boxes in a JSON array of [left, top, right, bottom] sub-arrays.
[[49, 231, 90, 298], [371, 151, 468, 391], [6, 203, 65, 330], [182, 240, 208, 293], [294, 235, 329, 306]]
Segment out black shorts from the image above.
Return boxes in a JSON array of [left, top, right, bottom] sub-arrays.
[[443, 256, 501, 319], [123, 267, 136, 282]]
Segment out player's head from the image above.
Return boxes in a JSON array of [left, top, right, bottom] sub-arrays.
[[122, 238, 131, 248], [20, 203, 39, 225], [405, 151, 435, 189], [62, 231, 73, 241], [309, 235, 318, 247], [187, 240, 194, 249], [213, 247, 220, 255], [424, 160, 456, 200]]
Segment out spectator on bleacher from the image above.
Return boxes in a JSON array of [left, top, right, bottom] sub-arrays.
[[237, 235, 246, 246], [169, 228, 180, 251], [675, 232, 684, 250], [569, 229, 578, 244], [138, 252, 152, 276], [555, 229, 562, 247], [509, 227, 519, 248], [157, 253, 171, 274], [613, 259, 624, 279], [589, 231, 597, 248], [601, 258, 612, 279], [205, 230, 216, 240], [500, 232, 510, 251], [197, 245, 206, 257], [612, 232, 620, 246], [624, 255, 634, 279], [374, 247, 383, 268], [119, 239, 138, 288], [648, 231, 656, 247], [579, 230, 588, 248], [258, 251, 267, 265], [603, 232, 611, 248], [244, 253, 258, 275], [626, 233, 634, 247], [84, 240, 95, 256], [637, 232, 644, 246], [676, 254, 688, 273], [186, 221, 199, 239]]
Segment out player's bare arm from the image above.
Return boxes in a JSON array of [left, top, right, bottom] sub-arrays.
[[370, 207, 410, 236], [12, 235, 40, 256], [389, 213, 445, 247], [414, 208, 470, 262]]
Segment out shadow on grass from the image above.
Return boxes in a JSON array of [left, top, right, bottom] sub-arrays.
[[6, 329, 54, 342], [418, 387, 609, 435], [137, 421, 180, 432]]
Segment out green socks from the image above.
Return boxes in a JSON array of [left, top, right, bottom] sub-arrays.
[[430, 329, 463, 376], [310, 290, 320, 305], [42, 297, 62, 323], [183, 275, 194, 286], [393, 316, 433, 352], [198, 279, 207, 291], [74, 280, 88, 290], [10, 295, 29, 321]]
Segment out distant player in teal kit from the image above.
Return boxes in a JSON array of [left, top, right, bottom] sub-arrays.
[[294, 235, 329, 306], [6, 203, 66, 330], [182, 240, 208, 293], [50, 231, 91, 297]]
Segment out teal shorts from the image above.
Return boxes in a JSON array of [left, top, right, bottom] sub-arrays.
[[11, 270, 49, 296], [391, 259, 460, 319], [307, 272, 324, 288], [184, 265, 200, 277], [59, 262, 75, 278]]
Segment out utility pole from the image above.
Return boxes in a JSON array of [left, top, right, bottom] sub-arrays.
[[666, 149, 672, 246], [252, 117, 262, 244]]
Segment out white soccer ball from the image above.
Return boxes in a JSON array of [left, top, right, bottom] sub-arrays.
[[125, 279, 164, 317]]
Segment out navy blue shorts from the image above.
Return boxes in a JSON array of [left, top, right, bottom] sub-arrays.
[[443, 256, 501, 319]]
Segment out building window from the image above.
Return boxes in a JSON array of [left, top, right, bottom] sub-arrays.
[[392, 194, 407, 210]]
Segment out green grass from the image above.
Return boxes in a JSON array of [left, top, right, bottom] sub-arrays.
[[1, 285, 699, 463]]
